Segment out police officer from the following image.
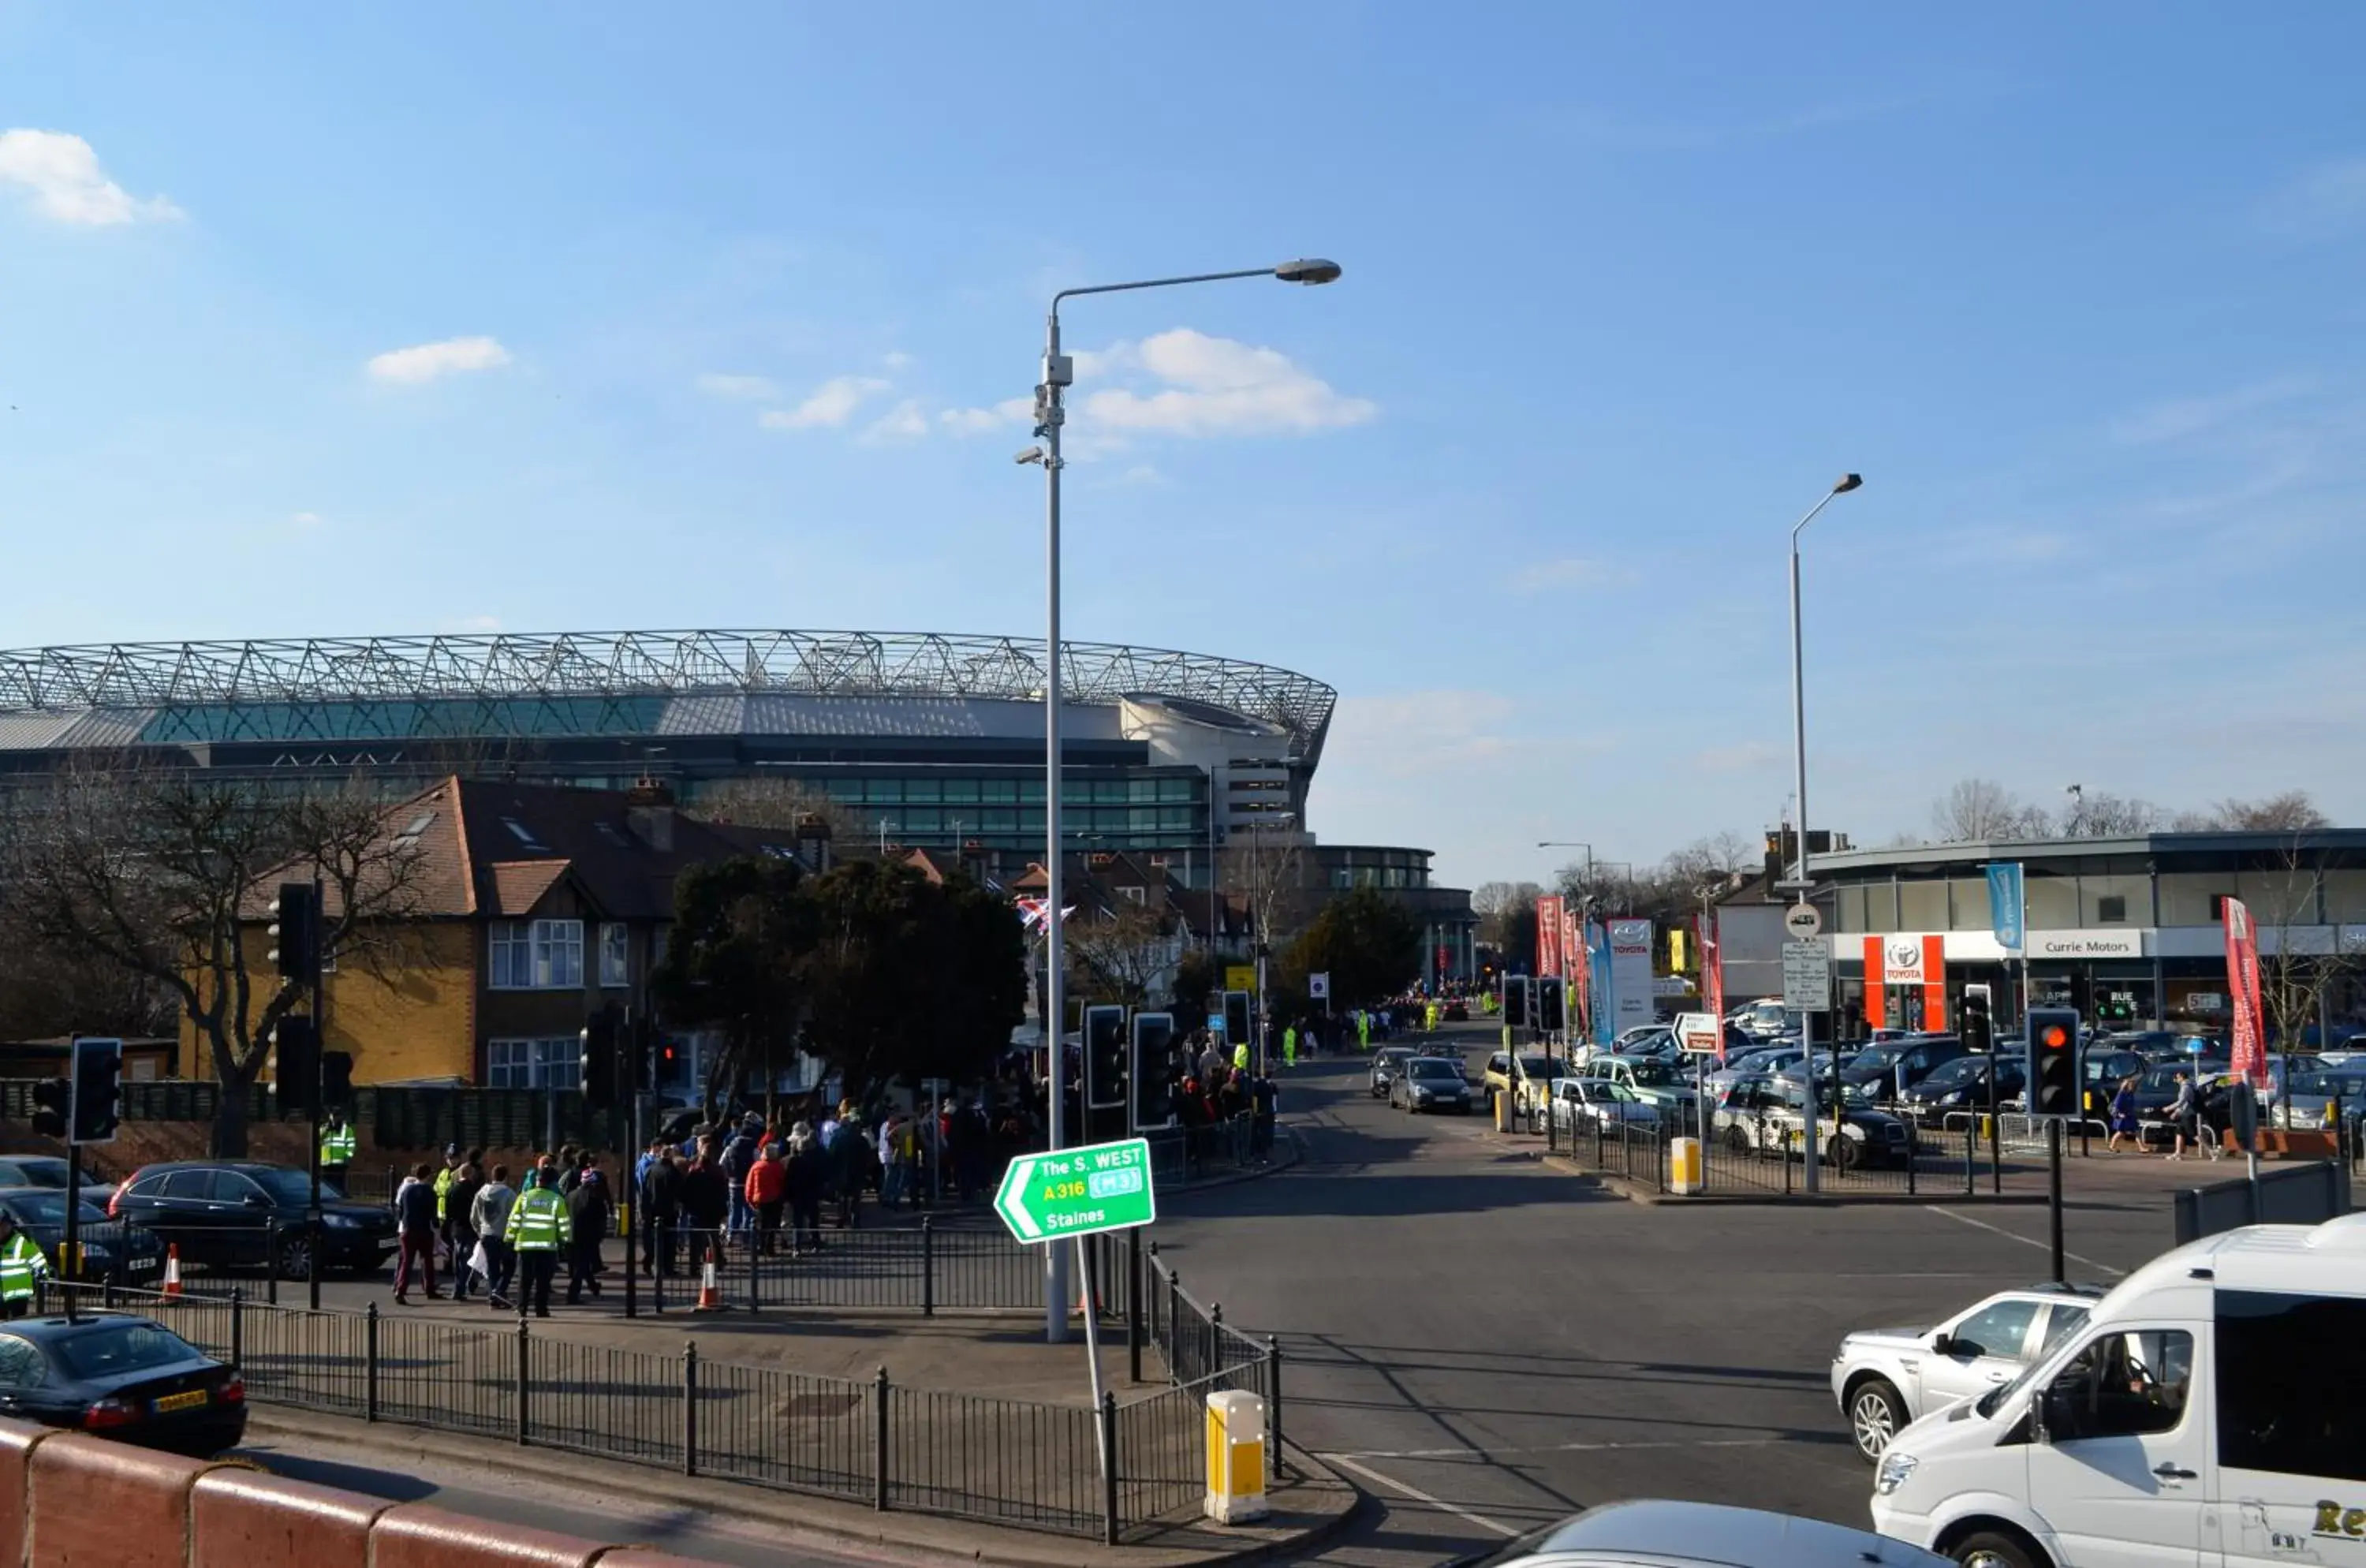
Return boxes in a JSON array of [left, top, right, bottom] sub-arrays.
[[432, 1142, 462, 1228], [319, 1113, 358, 1184], [0, 1211, 49, 1319], [1282, 1023, 1298, 1070], [503, 1167, 573, 1319]]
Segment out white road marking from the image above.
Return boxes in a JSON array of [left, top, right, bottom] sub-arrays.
[[1928, 1205, 2128, 1278], [1328, 1435, 1785, 1462], [1321, 1453, 1525, 1539]]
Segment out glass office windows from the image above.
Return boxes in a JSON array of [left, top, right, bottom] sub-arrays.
[[1946, 878, 1993, 931], [2025, 872, 2078, 929], [2081, 872, 2151, 926], [1898, 879, 1947, 931], [902, 808, 942, 833], [1158, 777, 1196, 802], [941, 779, 979, 804], [864, 780, 902, 804], [905, 779, 942, 804], [2324, 871, 2366, 924], [2159, 874, 2231, 927], [1860, 882, 1897, 931], [2237, 868, 2319, 927]]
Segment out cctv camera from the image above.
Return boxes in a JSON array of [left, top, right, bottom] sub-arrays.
[[1014, 446, 1045, 465]]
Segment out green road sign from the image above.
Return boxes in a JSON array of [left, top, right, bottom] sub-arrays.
[[994, 1136, 1156, 1244]]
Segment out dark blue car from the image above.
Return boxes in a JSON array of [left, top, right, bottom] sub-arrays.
[[0, 1313, 245, 1454]]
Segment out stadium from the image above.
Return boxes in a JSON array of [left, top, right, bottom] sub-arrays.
[[0, 629, 1473, 965]]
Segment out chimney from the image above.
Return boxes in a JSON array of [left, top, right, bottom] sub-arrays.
[[625, 775, 675, 853]]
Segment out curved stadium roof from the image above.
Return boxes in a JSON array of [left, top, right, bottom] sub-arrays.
[[0, 629, 1338, 767]]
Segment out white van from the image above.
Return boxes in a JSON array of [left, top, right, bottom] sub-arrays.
[[1870, 1211, 2366, 1568]]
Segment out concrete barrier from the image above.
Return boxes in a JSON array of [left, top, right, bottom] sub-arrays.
[[0, 1416, 728, 1568]]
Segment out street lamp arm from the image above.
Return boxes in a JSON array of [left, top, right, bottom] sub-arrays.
[[1051, 267, 1282, 312]]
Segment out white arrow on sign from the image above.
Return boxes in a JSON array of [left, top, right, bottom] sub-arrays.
[[994, 1152, 1044, 1240]]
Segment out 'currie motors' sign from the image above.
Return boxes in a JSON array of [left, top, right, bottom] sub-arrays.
[[2028, 930, 2145, 959]]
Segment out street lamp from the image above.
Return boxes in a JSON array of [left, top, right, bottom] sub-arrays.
[[1785, 472, 1862, 1195], [1026, 259, 1341, 1342]]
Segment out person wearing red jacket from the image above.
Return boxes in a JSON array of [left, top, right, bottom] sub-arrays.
[[744, 1140, 788, 1256]]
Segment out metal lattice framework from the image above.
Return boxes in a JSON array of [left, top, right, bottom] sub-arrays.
[[0, 629, 1337, 763]]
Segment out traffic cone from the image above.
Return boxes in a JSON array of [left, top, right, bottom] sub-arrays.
[[693, 1242, 722, 1312], [160, 1244, 183, 1302]]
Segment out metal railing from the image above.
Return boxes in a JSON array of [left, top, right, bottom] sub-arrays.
[[39, 1230, 1255, 1544], [1554, 1111, 2023, 1198]]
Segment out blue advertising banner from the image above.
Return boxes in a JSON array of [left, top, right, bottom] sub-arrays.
[[1587, 920, 1615, 1047], [1986, 863, 2025, 954]]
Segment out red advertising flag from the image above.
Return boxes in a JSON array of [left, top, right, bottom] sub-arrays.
[[2224, 897, 2265, 1089], [1700, 912, 1724, 1025], [1536, 895, 1565, 977]]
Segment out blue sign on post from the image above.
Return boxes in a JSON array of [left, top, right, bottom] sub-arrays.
[[1987, 863, 2025, 953]]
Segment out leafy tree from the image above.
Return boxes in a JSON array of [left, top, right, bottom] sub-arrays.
[[1289, 887, 1421, 1009], [799, 860, 1024, 1097], [648, 855, 815, 1116]]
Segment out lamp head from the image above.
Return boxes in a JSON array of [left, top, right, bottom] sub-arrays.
[[1833, 473, 1864, 494], [1274, 258, 1343, 286]]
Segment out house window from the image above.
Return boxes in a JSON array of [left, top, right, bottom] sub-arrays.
[[600, 924, 629, 987], [487, 1037, 582, 1090], [487, 919, 584, 989]]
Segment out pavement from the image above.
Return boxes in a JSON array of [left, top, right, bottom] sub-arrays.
[[1143, 1021, 2190, 1567]]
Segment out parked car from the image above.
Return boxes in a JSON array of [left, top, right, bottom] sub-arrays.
[[1715, 1076, 1913, 1170], [1577, 1054, 1698, 1115], [1724, 999, 1799, 1041], [1484, 1050, 1562, 1112], [0, 1156, 97, 1191], [2270, 1068, 2366, 1129], [1547, 1077, 1661, 1137], [1454, 1498, 1949, 1568], [0, 1312, 246, 1454], [0, 1189, 167, 1286], [1830, 1282, 2101, 1461], [1838, 1036, 1972, 1101], [1369, 1046, 1419, 1098], [1392, 1056, 1475, 1114], [2074, 1046, 2148, 1117], [108, 1162, 399, 1279], [1895, 1052, 2028, 1121]]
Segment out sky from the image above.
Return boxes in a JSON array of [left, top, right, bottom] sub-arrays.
[[3, 4, 2364, 894]]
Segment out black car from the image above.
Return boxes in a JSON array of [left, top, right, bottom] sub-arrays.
[[1895, 1053, 2028, 1121], [0, 1156, 103, 1190], [0, 1312, 245, 1454], [1838, 1036, 1972, 1101], [0, 1189, 167, 1286], [109, 1162, 397, 1279]]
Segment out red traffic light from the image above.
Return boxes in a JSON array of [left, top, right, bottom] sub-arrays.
[[2037, 1023, 2071, 1049]]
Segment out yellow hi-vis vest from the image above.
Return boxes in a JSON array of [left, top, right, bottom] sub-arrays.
[[0, 1231, 48, 1301], [321, 1125, 358, 1165], [505, 1187, 573, 1253]]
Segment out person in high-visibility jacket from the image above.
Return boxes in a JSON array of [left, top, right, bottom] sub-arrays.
[[1357, 1011, 1370, 1051], [432, 1142, 463, 1225], [1231, 1039, 1248, 1073], [0, 1211, 49, 1319], [319, 1115, 358, 1178], [1282, 1025, 1298, 1069], [503, 1167, 573, 1319]]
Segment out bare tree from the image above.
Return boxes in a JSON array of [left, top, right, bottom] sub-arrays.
[[2175, 791, 2332, 833], [2248, 839, 2358, 1129], [1064, 903, 1185, 1011], [2061, 791, 2162, 838], [1473, 880, 1544, 950], [0, 767, 430, 1156], [1930, 778, 2047, 843], [1220, 826, 1310, 955]]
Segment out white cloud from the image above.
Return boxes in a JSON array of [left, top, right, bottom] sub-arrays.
[[939, 396, 1034, 435], [881, 351, 912, 371], [1517, 557, 1615, 592], [696, 372, 780, 401], [1077, 329, 1375, 437], [2109, 377, 2316, 446], [367, 335, 511, 385], [862, 398, 930, 442], [759, 375, 890, 430], [2264, 157, 2366, 237], [0, 129, 180, 225], [289, 511, 323, 529], [1116, 464, 1167, 487]]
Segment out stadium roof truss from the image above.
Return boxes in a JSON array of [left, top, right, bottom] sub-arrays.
[[0, 630, 1338, 767]]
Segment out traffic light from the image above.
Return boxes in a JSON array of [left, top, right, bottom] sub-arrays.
[[28, 1077, 69, 1140], [1538, 976, 1566, 1033], [1083, 1004, 1127, 1138], [267, 882, 320, 990], [274, 1015, 319, 1118], [1222, 991, 1252, 1047], [578, 1014, 617, 1111], [1129, 1012, 1176, 1132], [320, 1051, 353, 1107], [2028, 1007, 2080, 1117], [1960, 984, 1993, 1057], [1502, 976, 1530, 1030], [69, 1037, 122, 1145]]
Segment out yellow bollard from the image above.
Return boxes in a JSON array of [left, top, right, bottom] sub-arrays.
[[1204, 1389, 1269, 1523], [1669, 1137, 1703, 1195]]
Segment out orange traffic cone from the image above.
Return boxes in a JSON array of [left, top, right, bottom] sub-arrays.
[[694, 1243, 722, 1312], [160, 1244, 183, 1302]]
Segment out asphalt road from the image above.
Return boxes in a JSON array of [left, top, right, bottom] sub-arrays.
[[1147, 1024, 2181, 1567]]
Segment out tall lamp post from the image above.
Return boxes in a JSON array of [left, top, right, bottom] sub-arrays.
[[1018, 258, 1341, 1342], [1783, 472, 1863, 1194]]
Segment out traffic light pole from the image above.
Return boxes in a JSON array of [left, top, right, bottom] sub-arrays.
[[2047, 1118, 2066, 1285], [61, 1155, 79, 1324], [308, 875, 325, 1313]]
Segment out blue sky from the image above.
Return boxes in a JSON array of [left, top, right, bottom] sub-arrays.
[[3, 4, 2364, 892]]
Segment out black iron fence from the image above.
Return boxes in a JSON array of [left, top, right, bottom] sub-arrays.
[[42, 1248, 1255, 1546]]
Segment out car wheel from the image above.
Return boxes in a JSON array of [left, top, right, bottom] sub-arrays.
[[1953, 1530, 2044, 1568], [1827, 1134, 1862, 1173], [1847, 1376, 1908, 1462], [1724, 1124, 1752, 1156], [275, 1232, 315, 1281]]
